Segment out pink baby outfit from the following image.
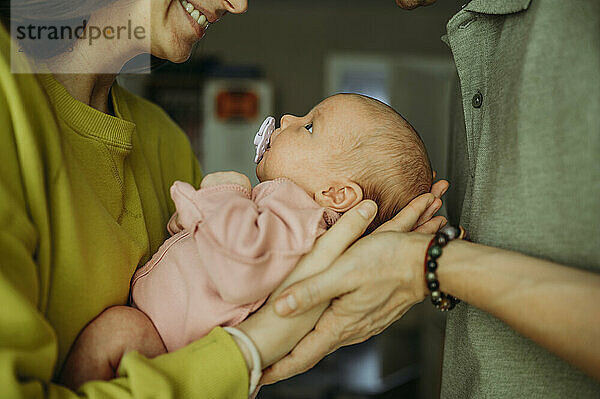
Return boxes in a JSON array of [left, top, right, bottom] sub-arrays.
[[130, 178, 339, 352]]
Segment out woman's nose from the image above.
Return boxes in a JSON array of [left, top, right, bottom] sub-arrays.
[[222, 0, 248, 14]]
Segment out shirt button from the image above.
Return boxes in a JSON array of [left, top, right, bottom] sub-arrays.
[[472, 91, 483, 108]]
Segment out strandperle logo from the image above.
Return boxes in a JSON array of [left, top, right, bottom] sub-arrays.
[[15, 20, 147, 46], [10, 0, 152, 74]]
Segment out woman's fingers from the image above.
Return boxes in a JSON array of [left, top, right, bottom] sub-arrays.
[[310, 200, 377, 263], [273, 260, 352, 317], [272, 200, 377, 316], [260, 324, 337, 385], [373, 193, 435, 234]]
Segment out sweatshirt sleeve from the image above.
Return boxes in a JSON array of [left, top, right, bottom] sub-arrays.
[[0, 136, 56, 398], [0, 51, 248, 399], [81, 327, 249, 398], [173, 179, 330, 305]]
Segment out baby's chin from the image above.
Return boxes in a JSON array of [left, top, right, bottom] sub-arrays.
[[255, 160, 269, 182], [256, 163, 286, 184]]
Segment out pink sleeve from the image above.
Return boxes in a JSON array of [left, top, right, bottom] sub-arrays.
[[181, 179, 330, 305], [167, 212, 183, 236]]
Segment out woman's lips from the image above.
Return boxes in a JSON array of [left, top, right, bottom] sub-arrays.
[[178, 0, 210, 38], [181, 0, 219, 23]]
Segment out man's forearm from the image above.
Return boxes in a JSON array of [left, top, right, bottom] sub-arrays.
[[436, 239, 600, 380]]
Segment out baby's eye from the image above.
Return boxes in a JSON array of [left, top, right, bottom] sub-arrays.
[[304, 123, 313, 133]]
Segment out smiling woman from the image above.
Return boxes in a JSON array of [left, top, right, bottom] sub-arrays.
[[0, 0, 354, 397], [1, 0, 247, 68]]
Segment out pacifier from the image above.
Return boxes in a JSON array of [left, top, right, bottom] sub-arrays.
[[254, 116, 276, 164]]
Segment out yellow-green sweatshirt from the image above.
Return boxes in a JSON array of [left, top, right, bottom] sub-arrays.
[[0, 25, 248, 398]]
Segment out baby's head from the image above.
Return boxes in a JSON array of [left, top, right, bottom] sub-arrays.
[[256, 93, 432, 231]]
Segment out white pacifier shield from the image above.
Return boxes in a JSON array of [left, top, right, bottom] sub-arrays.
[[254, 116, 276, 164]]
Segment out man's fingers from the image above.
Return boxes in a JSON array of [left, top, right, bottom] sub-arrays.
[[415, 197, 442, 227], [414, 215, 447, 233], [260, 328, 337, 385], [373, 193, 435, 234], [431, 179, 449, 198]]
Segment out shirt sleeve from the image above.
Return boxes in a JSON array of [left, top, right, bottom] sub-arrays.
[[0, 61, 248, 399], [182, 179, 329, 305]]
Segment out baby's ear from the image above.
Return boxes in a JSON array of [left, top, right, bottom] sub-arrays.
[[170, 181, 203, 231], [315, 180, 363, 213]]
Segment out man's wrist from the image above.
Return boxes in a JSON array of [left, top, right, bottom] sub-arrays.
[[435, 238, 476, 303]]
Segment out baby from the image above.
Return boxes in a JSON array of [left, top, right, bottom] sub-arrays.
[[59, 93, 433, 389]]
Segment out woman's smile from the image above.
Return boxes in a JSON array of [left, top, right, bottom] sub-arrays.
[[154, 0, 246, 63], [178, 0, 211, 38]]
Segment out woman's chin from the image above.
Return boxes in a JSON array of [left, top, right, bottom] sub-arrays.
[[154, 47, 192, 64], [169, 51, 193, 64], [151, 38, 195, 64]]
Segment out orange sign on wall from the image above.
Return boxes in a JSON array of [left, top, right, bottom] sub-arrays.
[[216, 90, 259, 120]]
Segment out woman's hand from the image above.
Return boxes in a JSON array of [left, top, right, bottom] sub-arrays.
[[260, 180, 448, 385], [232, 200, 378, 370]]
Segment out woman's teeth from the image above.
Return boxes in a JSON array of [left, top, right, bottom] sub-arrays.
[[180, 0, 209, 28]]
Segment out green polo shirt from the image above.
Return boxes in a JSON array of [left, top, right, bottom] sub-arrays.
[[442, 0, 600, 397]]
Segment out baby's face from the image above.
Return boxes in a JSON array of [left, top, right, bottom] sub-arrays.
[[256, 95, 362, 195]]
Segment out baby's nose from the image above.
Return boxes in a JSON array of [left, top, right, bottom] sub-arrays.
[[280, 114, 293, 129]]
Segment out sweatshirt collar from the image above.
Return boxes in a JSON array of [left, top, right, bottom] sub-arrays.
[[38, 74, 135, 149]]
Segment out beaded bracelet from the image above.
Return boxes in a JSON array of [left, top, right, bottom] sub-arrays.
[[424, 225, 467, 311]]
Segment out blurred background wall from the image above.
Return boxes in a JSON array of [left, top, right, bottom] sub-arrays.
[[195, 0, 457, 114], [120, 1, 465, 398]]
